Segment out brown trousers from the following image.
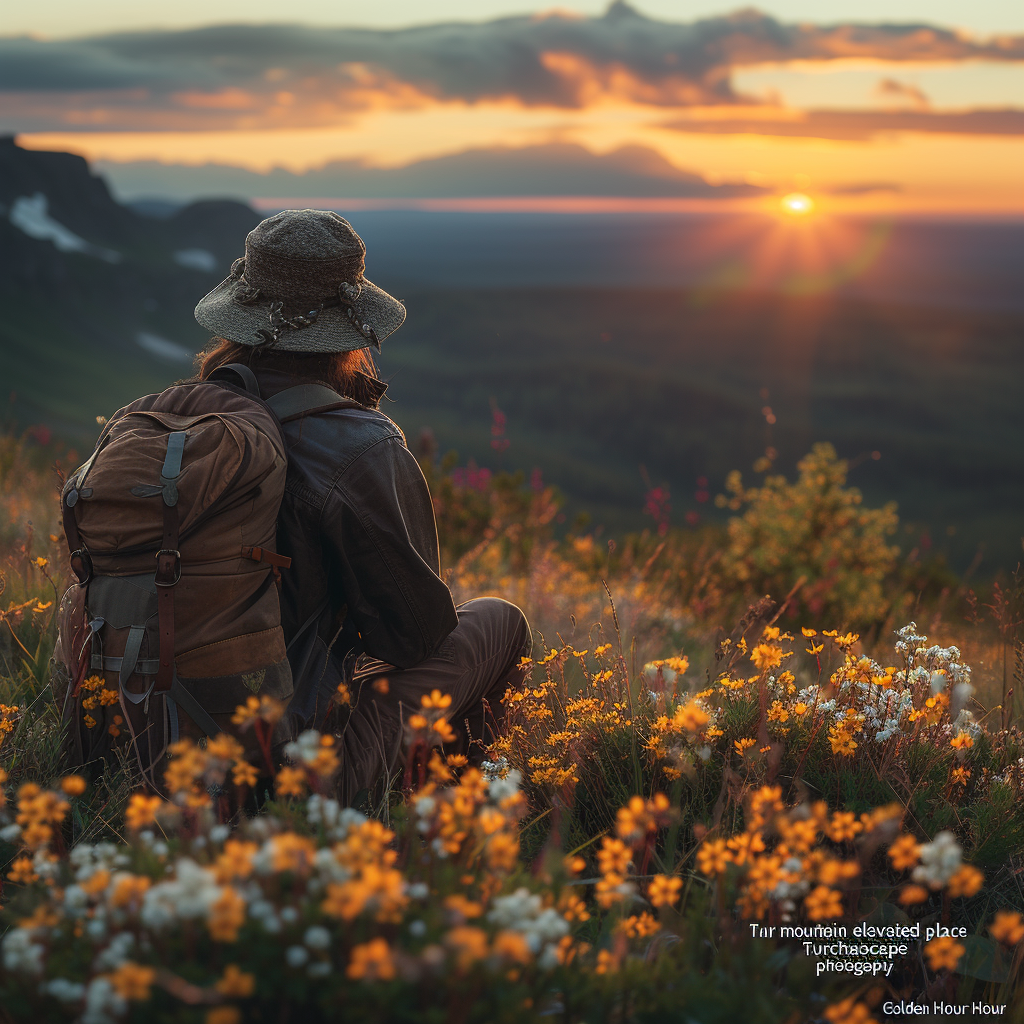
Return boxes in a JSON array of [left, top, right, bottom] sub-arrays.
[[333, 597, 532, 804]]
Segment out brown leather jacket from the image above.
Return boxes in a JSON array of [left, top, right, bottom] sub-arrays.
[[253, 367, 458, 731]]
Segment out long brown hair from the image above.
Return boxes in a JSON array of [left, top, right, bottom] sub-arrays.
[[197, 338, 384, 407]]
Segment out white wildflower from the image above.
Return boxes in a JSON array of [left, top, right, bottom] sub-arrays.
[[1, 928, 44, 975], [209, 824, 230, 845], [304, 926, 331, 951], [140, 859, 221, 929], [45, 977, 86, 1004], [480, 756, 511, 781], [285, 945, 309, 968], [488, 769, 522, 804], [81, 976, 126, 1024], [94, 932, 134, 971], [488, 887, 569, 953], [538, 942, 561, 971], [284, 730, 323, 766], [912, 831, 962, 889]]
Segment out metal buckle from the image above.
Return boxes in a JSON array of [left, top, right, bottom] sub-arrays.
[[154, 549, 181, 587]]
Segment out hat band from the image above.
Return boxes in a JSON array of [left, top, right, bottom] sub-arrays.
[[231, 271, 381, 351]]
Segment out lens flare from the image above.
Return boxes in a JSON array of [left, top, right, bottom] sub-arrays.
[[780, 193, 814, 217]]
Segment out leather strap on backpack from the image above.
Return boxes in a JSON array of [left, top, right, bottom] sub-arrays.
[[210, 365, 362, 422], [241, 544, 293, 586], [154, 431, 186, 693], [266, 383, 360, 423]]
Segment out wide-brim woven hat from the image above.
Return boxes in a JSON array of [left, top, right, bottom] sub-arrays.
[[195, 209, 406, 353]]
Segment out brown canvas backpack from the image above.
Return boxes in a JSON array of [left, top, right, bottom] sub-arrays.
[[52, 363, 356, 791]]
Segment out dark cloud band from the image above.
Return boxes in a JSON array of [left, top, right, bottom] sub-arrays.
[[1, 2, 1022, 131]]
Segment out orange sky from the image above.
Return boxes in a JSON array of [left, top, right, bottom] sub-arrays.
[[22, 96, 1023, 214], [8, 10, 1024, 213]]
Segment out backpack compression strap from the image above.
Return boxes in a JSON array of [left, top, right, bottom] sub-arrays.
[[154, 431, 186, 693]]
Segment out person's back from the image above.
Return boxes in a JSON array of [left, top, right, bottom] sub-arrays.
[[194, 210, 531, 802]]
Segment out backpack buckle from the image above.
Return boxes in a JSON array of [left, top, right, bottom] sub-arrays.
[[154, 549, 181, 586]]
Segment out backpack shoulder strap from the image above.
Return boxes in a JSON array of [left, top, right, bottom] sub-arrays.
[[208, 362, 261, 396], [266, 383, 362, 424]]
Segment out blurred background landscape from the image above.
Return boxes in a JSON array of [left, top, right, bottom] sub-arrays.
[[2, 0, 1023, 575]]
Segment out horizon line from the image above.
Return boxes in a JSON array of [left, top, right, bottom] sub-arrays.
[[248, 195, 1024, 218]]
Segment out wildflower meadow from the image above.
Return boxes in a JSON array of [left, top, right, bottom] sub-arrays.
[[2, 426, 1024, 1023]]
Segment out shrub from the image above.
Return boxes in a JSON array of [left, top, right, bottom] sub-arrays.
[[716, 443, 900, 626]]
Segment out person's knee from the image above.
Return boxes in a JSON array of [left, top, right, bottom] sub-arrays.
[[475, 597, 531, 655]]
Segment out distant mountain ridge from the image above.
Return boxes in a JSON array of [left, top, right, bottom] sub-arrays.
[[95, 143, 763, 204], [0, 136, 258, 439]]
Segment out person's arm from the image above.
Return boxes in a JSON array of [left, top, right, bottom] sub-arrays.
[[322, 436, 458, 669]]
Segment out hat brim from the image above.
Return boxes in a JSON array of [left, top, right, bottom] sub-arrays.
[[194, 275, 406, 353]]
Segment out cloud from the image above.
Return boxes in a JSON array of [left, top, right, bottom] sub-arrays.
[[663, 107, 1024, 140], [96, 143, 764, 202], [875, 77, 930, 109], [1, 3, 1022, 131]]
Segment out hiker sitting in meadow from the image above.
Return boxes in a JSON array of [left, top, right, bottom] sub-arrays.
[[55, 209, 531, 803]]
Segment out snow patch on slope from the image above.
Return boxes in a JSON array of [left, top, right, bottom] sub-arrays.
[[173, 248, 218, 273], [9, 193, 121, 263], [136, 332, 194, 364]]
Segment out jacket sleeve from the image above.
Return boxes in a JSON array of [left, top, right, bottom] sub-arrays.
[[322, 436, 458, 669]]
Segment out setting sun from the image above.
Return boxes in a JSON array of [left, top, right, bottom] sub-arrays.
[[780, 193, 815, 217]]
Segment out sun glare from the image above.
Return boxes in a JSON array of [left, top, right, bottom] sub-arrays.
[[780, 192, 815, 217]]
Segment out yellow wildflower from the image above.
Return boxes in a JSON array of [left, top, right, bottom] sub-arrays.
[[7, 857, 38, 885], [824, 997, 877, 1024], [597, 836, 631, 876], [275, 766, 307, 797], [125, 793, 164, 831], [421, 689, 452, 710], [110, 875, 151, 909], [208, 886, 246, 942], [750, 644, 783, 672], [617, 912, 660, 938], [925, 935, 965, 972], [445, 926, 489, 971], [60, 775, 86, 796], [347, 938, 396, 981], [214, 840, 258, 883], [990, 911, 1024, 946], [826, 812, 863, 843], [696, 838, 731, 876], [899, 884, 929, 905], [216, 965, 256, 998], [493, 930, 532, 963], [232, 761, 259, 788], [805, 885, 843, 921], [107, 962, 155, 1001], [647, 874, 682, 908], [558, 890, 590, 922], [206, 1009, 241, 1024], [946, 864, 984, 898]]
